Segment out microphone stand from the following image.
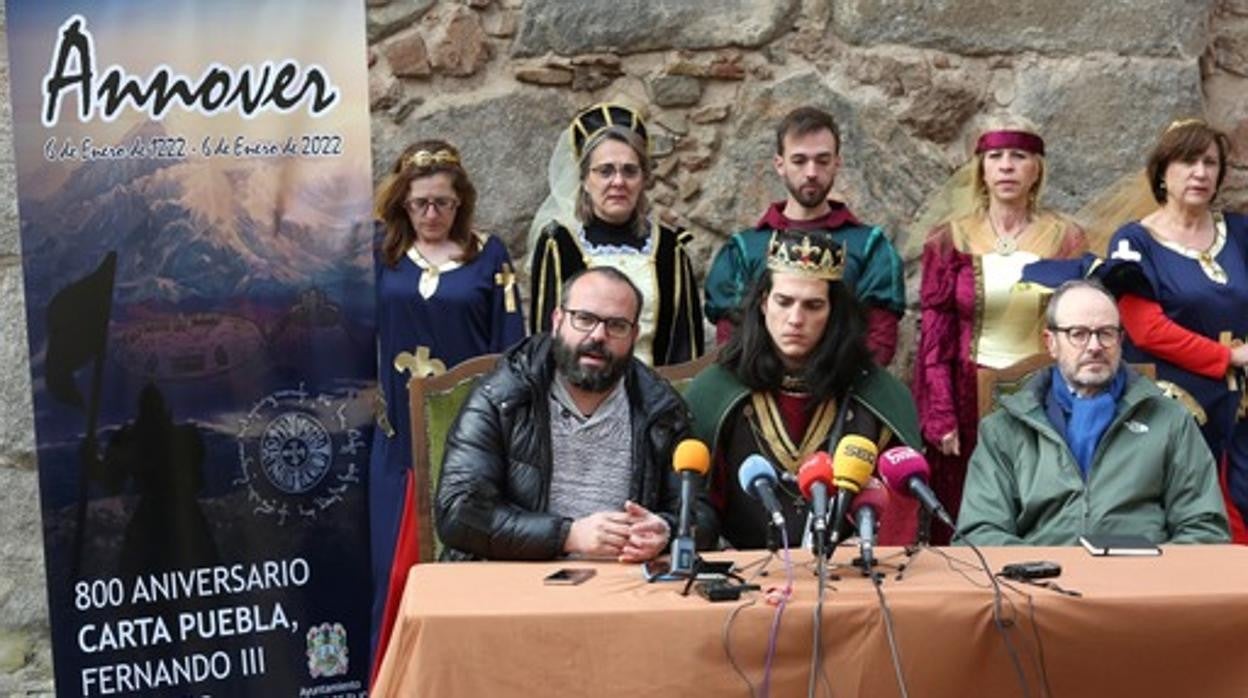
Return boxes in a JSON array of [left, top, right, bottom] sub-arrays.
[[818, 389, 851, 565], [895, 507, 931, 582]]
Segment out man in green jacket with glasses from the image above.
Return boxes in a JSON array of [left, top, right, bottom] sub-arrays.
[[958, 279, 1229, 545]]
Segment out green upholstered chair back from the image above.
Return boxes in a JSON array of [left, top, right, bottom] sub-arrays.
[[405, 347, 718, 560], [407, 353, 501, 561]]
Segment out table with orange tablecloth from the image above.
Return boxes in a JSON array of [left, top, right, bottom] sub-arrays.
[[372, 545, 1248, 697]]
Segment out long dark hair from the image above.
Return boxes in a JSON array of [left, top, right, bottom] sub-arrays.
[[719, 269, 871, 403], [375, 139, 480, 268]]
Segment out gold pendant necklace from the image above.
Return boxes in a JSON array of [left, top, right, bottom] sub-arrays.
[[994, 235, 1017, 256], [988, 213, 1028, 256]]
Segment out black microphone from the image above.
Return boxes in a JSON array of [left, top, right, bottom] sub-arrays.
[[737, 454, 785, 529], [878, 446, 954, 530], [670, 440, 711, 575]]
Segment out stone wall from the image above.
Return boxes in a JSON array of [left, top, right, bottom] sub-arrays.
[[3, 1, 1247, 691]]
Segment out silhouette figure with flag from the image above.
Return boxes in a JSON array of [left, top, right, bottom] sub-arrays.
[[44, 252, 116, 578]]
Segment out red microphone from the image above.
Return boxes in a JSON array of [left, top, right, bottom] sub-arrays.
[[848, 479, 890, 574], [878, 446, 954, 529], [797, 452, 835, 534]]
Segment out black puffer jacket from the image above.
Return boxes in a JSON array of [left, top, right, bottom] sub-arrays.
[[435, 334, 719, 560]]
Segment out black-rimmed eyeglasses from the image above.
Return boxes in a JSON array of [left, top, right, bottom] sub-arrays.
[[562, 308, 635, 338], [1049, 325, 1123, 347]]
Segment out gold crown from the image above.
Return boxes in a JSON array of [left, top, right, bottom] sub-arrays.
[[1164, 118, 1206, 134], [766, 230, 845, 281], [406, 149, 460, 169]]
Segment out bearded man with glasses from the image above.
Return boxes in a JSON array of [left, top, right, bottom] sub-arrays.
[[958, 279, 1229, 545], [436, 266, 718, 561]]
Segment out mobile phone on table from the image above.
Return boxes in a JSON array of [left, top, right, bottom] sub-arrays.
[[1000, 560, 1062, 581], [543, 568, 596, 585]]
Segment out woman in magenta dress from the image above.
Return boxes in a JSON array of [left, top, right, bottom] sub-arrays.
[[1107, 119, 1248, 541], [913, 116, 1087, 543], [369, 140, 524, 672]]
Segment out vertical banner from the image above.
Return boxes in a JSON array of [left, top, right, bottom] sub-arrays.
[[6, 1, 374, 696]]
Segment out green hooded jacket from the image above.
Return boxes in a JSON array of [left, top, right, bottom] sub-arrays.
[[958, 367, 1229, 546]]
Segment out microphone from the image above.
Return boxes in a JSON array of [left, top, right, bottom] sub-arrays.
[[797, 452, 835, 534], [670, 440, 711, 575], [878, 446, 954, 530], [738, 454, 785, 530], [848, 479, 890, 574], [828, 435, 878, 544]]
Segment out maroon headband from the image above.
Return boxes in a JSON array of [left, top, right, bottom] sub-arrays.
[[975, 130, 1045, 156]]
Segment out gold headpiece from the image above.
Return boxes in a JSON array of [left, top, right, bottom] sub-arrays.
[[406, 149, 460, 169], [766, 230, 845, 281], [569, 103, 649, 161], [1164, 118, 1207, 134]]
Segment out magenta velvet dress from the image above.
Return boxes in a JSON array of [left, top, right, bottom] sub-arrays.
[[913, 214, 1086, 542]]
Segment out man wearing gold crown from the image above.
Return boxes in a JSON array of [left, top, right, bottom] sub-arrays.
[[704, 106, 905, 365], [686, 230, 921, 549]]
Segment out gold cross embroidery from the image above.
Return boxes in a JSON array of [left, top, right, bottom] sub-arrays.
[[495, 263, 517, 313], [1221, 332, 1242, 392]]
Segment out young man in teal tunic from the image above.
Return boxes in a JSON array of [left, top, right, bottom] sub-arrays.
[[703, 106, 905, 365], [687, 230, 921, 549]]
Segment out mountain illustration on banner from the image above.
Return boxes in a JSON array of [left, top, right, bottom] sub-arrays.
[[20, 118, 372, 314]]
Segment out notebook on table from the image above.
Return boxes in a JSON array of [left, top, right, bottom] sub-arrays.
[[1079, 534, 1162, 556]]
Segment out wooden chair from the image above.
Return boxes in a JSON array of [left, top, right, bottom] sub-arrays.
[[977, 353, 1156, 417], [403, 346, 719, 561], [654, 346, 720, 395], [976, 353, 1055, 418], [407, 352, 501, 562]]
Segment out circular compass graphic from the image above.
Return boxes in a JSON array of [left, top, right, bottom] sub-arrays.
[[260, 411, 332, 494], [236, 385, 367, 525]]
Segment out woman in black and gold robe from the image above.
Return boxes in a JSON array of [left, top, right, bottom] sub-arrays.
[[529, 102, 704, 366]]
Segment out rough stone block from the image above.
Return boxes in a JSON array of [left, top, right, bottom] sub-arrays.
[[1009, 57, 1204, 214], [512, 0, 799, 57], [899, 83, 982, 143], [1213, 16, 1248, 77], [0, 261, 33, 460], [0, 630, 31, 673], [571, 69, 619, 93], [0, 465, 46, 627], [367, 0, 438, 43], [648, 74, 703, 108], [515, 65, 574, 86], [483, 9, 520, 38], [368, 65, 402, 110], [383, 29, 432, 78], [831, 0, 1214, 58], [1231, 118, 1248, 164], [430, 5, 491, 77], [690, 105, 730, 124]]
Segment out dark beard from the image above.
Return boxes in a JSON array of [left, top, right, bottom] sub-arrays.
[[552, 335, 630, 392], [785, 177, 833, 209]]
